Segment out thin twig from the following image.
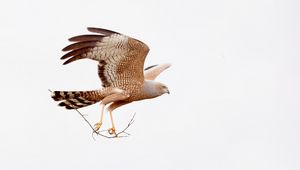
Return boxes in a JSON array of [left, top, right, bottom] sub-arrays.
[[114, 113, 135, 137], [75, 108, 135, 139]]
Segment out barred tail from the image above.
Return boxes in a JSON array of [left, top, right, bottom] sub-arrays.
[[51, 90, 104, 109]]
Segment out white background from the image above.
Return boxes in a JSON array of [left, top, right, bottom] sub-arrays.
[[0, 0, 299, 169]]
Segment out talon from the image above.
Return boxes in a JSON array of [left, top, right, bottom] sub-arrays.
[[108, 128, 116, 135], [94, 122, 102, 132]]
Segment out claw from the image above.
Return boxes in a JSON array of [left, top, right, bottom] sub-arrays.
[[108, 127, 116, 135], [94, 122, 102, 132]]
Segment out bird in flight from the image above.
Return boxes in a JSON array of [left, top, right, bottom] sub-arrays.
[[51, 27, 171, 135]]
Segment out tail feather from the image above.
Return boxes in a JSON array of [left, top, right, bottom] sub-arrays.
[[51, 90, 103, 109]]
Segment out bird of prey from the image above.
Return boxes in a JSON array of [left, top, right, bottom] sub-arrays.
[[51, 27, 171, 135]]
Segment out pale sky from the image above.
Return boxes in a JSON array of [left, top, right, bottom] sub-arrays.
[[0, 0, 300, 169]]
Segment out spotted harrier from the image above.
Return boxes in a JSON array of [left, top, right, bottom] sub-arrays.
[[51, 27, 171, 135]]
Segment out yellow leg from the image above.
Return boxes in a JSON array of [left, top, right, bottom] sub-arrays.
[[95, 93, 130, 134], [94, 103, 105, 132], [108, 110, 116, 135]]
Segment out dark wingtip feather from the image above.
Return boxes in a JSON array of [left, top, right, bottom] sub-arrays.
[[68, 35, 105, 42], [144, 64, 158, 71], [60, 47, 91, 60], [63, 60, 70, 65], [60, 51, 74, 60], [62, 41, 97, 52], [87, 27, 120, 35], [63, 55, 84, 65]]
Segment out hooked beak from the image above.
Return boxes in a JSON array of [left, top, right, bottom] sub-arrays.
[[166, 89, 170, 94]]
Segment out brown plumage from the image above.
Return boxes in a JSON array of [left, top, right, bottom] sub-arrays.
[[51, 27, 171, 135]]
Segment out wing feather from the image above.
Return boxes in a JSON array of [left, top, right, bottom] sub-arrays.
[[144, 64, 158, 71], [61, 27, 150, 87], [61, 47, 93, 60], [62, 41, 98, 51], [87, 27, 120, 35], [68, 35, 105, 42], [63, 55, 85, 65], [144, 63, 171, 80]]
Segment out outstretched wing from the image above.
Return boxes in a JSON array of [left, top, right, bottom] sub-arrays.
[[61, 27, 150, 87], [144, 63, 171, 80]]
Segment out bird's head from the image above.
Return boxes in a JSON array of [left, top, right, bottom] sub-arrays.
[[142, 80, 170, 99], [157, 82, 170, 95]]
